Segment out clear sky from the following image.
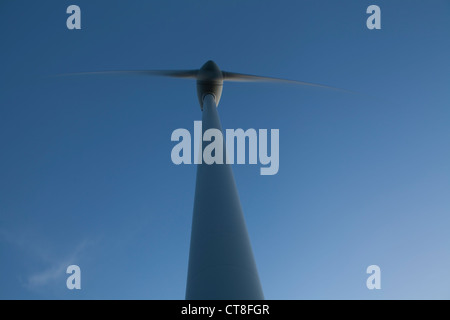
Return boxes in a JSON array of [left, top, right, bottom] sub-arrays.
[[0, 0, 449, 299]]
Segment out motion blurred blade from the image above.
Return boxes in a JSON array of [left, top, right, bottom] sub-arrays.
[[56, 69, 199, 79], [222, 71, 351, 92]]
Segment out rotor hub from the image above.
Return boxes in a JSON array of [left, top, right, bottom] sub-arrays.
[[197, 60, 223, 109]]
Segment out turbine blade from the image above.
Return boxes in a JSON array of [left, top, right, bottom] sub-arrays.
[[222, 71, 351, 93], [55, 69, 199, 79]]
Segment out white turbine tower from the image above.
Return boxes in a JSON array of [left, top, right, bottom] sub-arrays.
[[63, 60, 346, 299]]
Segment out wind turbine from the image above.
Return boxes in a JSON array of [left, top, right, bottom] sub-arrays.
[[65, 60, 345, 300]]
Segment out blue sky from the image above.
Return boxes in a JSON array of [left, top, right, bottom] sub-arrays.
[[1, 0, 449, 299]]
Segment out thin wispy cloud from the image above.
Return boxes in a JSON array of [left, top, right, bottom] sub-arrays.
[[26, 240, 89, 289], [0, 228, 93, 290]]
